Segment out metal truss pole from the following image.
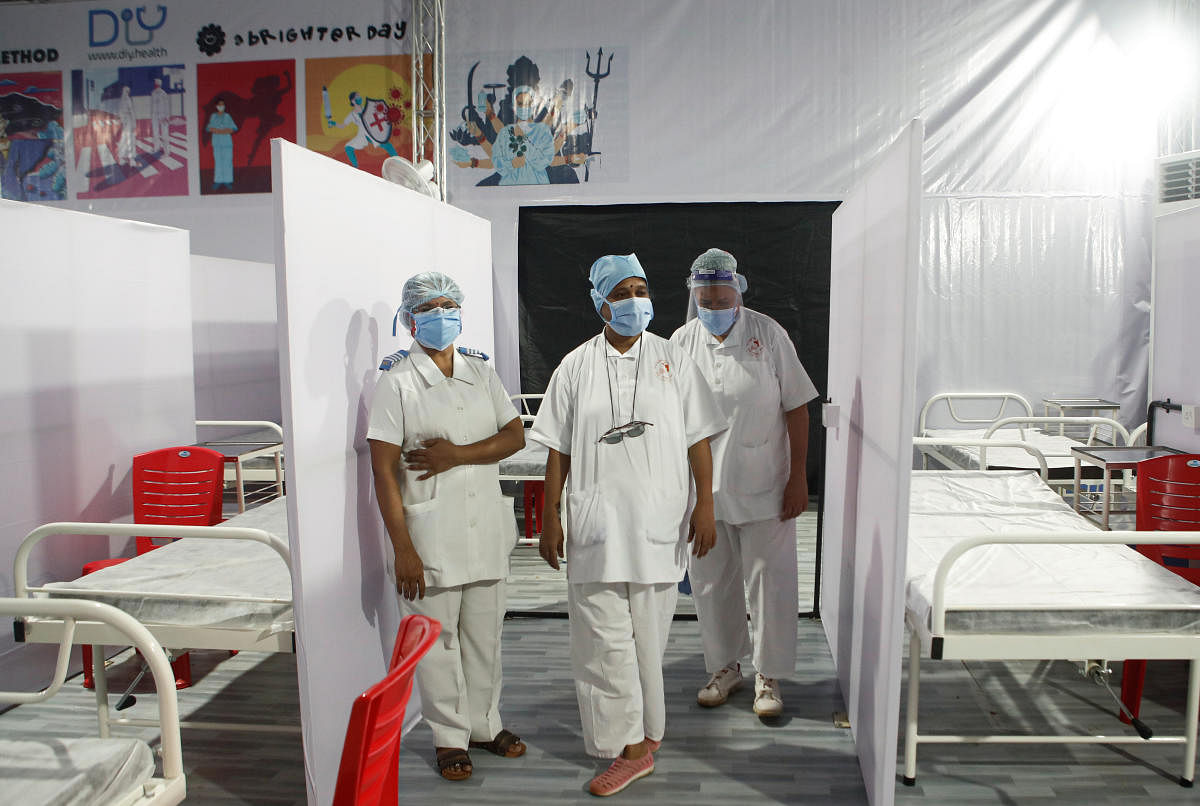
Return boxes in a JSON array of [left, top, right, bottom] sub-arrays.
[[411, 0, 447, 200]]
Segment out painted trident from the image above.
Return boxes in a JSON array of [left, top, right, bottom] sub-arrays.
[[583, 47, 613, 181]]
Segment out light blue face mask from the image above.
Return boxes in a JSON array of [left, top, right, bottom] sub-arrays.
[[604, 297, 654, 337], [412, 307, 462, 351], [696, 305, 739, 336]]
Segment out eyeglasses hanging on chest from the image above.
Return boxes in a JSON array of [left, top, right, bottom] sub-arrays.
[[597, 338, 654, 444]]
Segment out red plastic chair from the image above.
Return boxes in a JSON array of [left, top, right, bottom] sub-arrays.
[[333, 615, 442, 806], [524, 481, 545, 540], [1120, 453, 1200, 721], [82, 446, 226, 689]]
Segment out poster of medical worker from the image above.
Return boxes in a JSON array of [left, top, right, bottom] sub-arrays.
[[196, 59, 295, 195], [304, 54, 430, 175], [0, 71, 67, 202], [448, 48, 629, 187], [71, 65, 188, 199]]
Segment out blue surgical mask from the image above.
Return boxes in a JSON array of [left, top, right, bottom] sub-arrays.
[[412, 307, 462, 351], [515, 104, 533, 121], [604, 297, 654, 337], [696, 305, 739, 336]]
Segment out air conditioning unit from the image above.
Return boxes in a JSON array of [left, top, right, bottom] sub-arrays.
[[1157, 148, 1200, 214]]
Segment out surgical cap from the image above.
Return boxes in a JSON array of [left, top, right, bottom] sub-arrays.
[[588, 254, 646, 314], [687, 248, 748, 292], [398, 271, 464, 330]]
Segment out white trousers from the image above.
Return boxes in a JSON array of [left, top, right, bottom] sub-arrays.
[[567, 581, 677, 758], [398, 578, 505, 748], [688, 517, 798, 679]]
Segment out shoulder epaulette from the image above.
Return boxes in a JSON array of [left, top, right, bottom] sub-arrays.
[[456, 346, 490, 361], [378, 349, 409, 371]]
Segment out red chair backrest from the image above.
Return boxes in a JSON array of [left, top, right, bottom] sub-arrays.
[[1136, 454, 1200, 584], [332, 615, 442, 806], [132, 446, 226, 553]]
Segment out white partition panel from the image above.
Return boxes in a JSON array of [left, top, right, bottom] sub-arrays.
[[821, 121, 923, 806], [1150, 206, 1200, 453], [191, 255, 281, 432], [0, 200, 194, 690], [272, 139, 494, 805]]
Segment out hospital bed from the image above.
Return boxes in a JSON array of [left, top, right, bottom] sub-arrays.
[[903, 467, 1200, 787], [500, 395, 547, 545], [1, 597, 185, 805], [196, 420, 285, 514], [13, 496, 294, 733], [916, 392, 1131, 488]]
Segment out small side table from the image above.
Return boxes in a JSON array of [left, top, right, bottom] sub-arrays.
[[1042, 397, 1121, 437], [1070, 445, 1184, 529]]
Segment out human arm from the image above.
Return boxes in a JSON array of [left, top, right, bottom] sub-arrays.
[[781, 404, 810, 519], [368, 438, 425, 600], [403, 416, 524, 481], [538, 448, 571, 570], [687, 439, 717, 557]]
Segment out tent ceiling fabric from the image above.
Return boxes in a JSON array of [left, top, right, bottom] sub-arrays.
[[446, 0, 1173, 427]]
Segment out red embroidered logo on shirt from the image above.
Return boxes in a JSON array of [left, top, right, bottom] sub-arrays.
[[746, 338, 764, 357], [655, 360, 672, 380]]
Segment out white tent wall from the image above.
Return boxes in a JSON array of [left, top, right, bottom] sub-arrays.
[[272, 139, 495, 806], [0, 200, 194, 691], [190, 255, 281, 432], [446, 0, 1161, 429]]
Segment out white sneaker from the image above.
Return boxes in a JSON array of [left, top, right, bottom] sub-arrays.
[[696, 663, 743, 707], [753, 673, 783, 717]]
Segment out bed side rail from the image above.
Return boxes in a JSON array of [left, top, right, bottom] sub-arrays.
[[913, 437, 1049, 479], [929, 531, 1200, 636], [983, 416, 1131, 448], [195, 420, 285, 442], [14, 523, 291, 600], [0, 596, 184, 783], [919, 392, 1034, 434]]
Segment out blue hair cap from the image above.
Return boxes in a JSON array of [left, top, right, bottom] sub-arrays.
[[588, 254, 646, 314]]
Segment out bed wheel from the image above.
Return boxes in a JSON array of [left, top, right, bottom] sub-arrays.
[[903, 776, 916, 787], [1181, 777, 1194, 788]]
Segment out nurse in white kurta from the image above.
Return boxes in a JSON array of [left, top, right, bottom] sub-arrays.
[[670, 248, 819, 717], [530, 254, 725, 797], [367, 272, 526, 781]]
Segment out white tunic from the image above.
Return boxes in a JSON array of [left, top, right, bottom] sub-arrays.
[[530, 332, 725, 585], [670, 308, 818, 525], [366, 345, 520, 588]]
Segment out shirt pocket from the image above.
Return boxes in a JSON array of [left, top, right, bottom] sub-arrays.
[[403, 498, 443, 575], [727, 436, 785, 496], [642, 484, 689, 544], [566, 489, 611, 548]]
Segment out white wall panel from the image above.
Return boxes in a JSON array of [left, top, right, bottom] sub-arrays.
[[271, 139, 493, 805], [0, 200, 194, 689], [821, 121, 923, 806], [1150, 206, 1200, 451]]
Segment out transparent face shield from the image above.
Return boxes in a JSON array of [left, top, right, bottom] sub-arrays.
[[685, 268, 746, 337]]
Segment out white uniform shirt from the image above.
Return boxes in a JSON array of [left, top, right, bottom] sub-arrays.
[[366, 345, 520, 588], [670, 308, 818, 525], [530, 332, 725, 585]]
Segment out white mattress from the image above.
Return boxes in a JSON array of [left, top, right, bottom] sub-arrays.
[[499, 442, 548, 478], [920, 427, 1082, 470], [0, 736, 153, 806], [907, 471, 1200, 635], [43, 497, 292, 632]]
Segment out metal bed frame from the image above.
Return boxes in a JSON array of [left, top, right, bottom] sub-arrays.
[[195, 420, 285, 514], [13, 520, 296, 735], [1, 596, 186, 805]]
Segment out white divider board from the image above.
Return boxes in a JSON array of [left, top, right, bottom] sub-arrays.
[[191, 255, 281, 436], [271, 139, 495, 806], [821, 120, 923, 806], [0, 200, 194, 690], [1150, 205, 1200, 453]]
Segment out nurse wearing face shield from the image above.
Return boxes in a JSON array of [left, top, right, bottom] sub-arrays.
[[670, 248, 819, 718], [530, 254, 725, 796], [491, 85, 555, 185], [367, 271, 527, 782]]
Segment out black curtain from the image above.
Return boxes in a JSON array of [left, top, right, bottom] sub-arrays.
[[517, 201, 836, 487]]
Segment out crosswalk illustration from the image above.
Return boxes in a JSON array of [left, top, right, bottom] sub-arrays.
[[75, 127, 187, 189]]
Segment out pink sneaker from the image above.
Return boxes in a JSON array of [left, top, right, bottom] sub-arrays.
[[588, 752, 655, 796], [645, 738, 661, 753]]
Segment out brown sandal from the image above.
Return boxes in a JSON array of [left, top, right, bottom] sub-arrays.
[[468, 729, 526, 758], [436, 747, 472, 781]]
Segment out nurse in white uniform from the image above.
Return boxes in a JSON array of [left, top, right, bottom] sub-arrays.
[[367, 271, 526, 781], [530, 254, 725, 797], [670, 248, 819, 717]]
